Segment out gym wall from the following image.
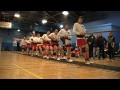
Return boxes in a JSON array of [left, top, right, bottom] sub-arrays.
[[64, 11, 120, 48]]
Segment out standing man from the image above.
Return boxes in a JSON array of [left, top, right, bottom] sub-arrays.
[[98, 33, 107, 59], [17, 38, 21, 51], [93, 34, 100, 59], [87, 32, 95, 59], [59, 24, 73, 62], [106, 32, 115, 60], [73, 16, 93, 64]]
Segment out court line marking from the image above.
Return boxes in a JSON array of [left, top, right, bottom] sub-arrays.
[[13, 64, 43, 79]]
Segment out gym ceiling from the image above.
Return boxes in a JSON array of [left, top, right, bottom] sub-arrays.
[[0, 11, 105, 27]]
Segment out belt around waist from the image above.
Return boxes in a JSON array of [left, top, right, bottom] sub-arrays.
[[37, 43, 42, 44], [51, 40, 58, 42], [61, 37, 71, 40], [76, 35, 85, 38], [43, 42, 50, 44], [31, 43, 37, 44], [77, 38, 85, 39], [27, 44, 31, 45], [65, 38, 71, 40]]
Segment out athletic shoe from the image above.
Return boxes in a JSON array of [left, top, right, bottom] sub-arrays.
[[43, 55, 47, 59], [85, 61, 90, 64], [36, 53, 38, 56], [47, 56, 49, 59], [61, 56, 66, 59], [66, 59, 73, 62], [89, 61, 94, 64], [57, 58, 60, 61], [52, 56, 56, 59]]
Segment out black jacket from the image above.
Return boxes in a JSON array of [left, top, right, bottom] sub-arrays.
[[87, 35, 95, 46], [94, 38, 99, 47], [108, 35, 115, 47], [98, 36, 107, 47]]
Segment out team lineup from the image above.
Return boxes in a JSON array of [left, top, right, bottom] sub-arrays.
[[20, 16, 94, 64], [1, 11, 120, 79]]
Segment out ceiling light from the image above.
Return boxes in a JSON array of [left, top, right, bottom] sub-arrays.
[[17, 29, 20, 32], [60, 25, 63, 28], [14, 13, 20, 18], [2, 12, 5, 14], [42, 19, 47, 24], [62, 11, 69, 16], [33, 31, 35, 34]]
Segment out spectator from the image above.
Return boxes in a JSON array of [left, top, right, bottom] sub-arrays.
[[98, 33, 107, 59], [87, 32, 95, 59], [106, 32, 115, 60], [93, 34, 100, 59]]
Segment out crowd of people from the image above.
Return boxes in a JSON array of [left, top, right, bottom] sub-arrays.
[[20, 24, 73, 63], [72, 32, 115, 61], [87, 32, 115, 60], [20, 16, 116, 64]]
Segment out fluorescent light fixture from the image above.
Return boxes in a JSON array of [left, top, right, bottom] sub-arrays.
[[62, 11, 69, 16], [42, 19, 47, 24], [14, 13, 20, 18], [60, 24, 63, 28], [17, 29, 20, 32]]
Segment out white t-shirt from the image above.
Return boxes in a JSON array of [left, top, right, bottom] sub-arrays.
[[49, 33, 60, 41], [20, 39, 26, 46], [58, 29, 72, 44], [42, 34, 51, 42], [73, 22, 86, 35], [25, 39, 31, 44], [36, 37, 43, 43], [30, 36, 37, 43]]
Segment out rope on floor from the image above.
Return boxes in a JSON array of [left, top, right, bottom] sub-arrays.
[[12, 51, 120, 72]]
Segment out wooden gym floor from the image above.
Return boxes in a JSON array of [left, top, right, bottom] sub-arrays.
[[0, 51, 120, 79]]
